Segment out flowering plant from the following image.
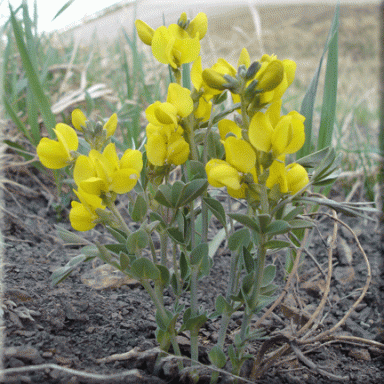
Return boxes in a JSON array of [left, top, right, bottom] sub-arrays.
[[36, 11, 375, 383]]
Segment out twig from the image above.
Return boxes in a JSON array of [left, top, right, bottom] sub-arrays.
[[0, 365, 150, 384], [303, 211, 372, 342], [289, 340, 349, 381]]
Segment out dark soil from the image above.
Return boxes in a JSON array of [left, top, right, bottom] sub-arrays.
[[2, 161, 384, 384]]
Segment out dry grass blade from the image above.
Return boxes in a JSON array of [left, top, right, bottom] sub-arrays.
[[51, 84, 114, 114]]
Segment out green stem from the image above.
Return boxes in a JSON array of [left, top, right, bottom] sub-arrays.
[[240, 94, 250, 129], [108, 201, 131, 234], [160, 231, 168, 266], [141, 280, 183, 369], [148, 235, 157, 263], [172, 242, 182, 297], [190, 265, 199, 365]]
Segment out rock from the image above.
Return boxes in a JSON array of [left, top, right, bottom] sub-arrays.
[[4, 346, 44, 365], [349, 348, 371, 361], [333, 266, 355, 285]]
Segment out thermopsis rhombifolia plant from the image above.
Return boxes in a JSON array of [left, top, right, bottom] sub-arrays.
[[35, 11, 374, 383]]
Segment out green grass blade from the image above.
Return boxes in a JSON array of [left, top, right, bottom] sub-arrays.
[[22, 1, 39, 70], [297, 1, 340, 158], [9, 4, 56, 138], [26, 86, 40, 145], [52, 0, 76, 21], [122, 52, 133, 99], [182, 63, 191, 90], [317, 10, 339, 151], [3, 96, 34, 143]]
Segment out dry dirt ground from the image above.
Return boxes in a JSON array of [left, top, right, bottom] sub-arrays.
[[2, 3, 384, 384], [1, 139, 384, 384]]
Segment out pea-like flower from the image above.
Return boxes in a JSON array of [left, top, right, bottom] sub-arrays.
[[256, 54, 296, 104], [135, 12, 207, 47], [145, 124, 190, 166], [206, 136, 257, 198], [248, 100, 305, 157], [69, 188, 106, 232], [151, 24, 201, 69], [146, 83, 193, 126], [266, 156, 309, 195], [135, 12, 207, 68], [71, 109, 117, 138], [73, 143, 143, 196], [36, 123, 78, 169]]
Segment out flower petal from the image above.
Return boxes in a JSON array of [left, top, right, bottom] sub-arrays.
[[166, 83, 193, 117], [55, 123, 78, 152], [110, 169, 139, 194], [69, 201, 97, 232], [120, 149, 143, 173], [135, 19, 155, 45], [73, 155, 96, 187], [224, 137, 255, 173], [206, 159, 241, 190], [145, 133, 167, 166], [36, 138, 69, 169], [286, 163, 309, 194], [218, 119, 242, 140], [71, 109, 87, 131], [238, 48, 251, 69], [167, 136, 190, 165], [248, 112, 273, 152], [186, 12, 208, 40], [103, 113, 117, 137], [266, 157, 288, 193]]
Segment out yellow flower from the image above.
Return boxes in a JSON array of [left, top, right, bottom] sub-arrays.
[[151, 24, 201, 69], [167, 135, 190, 165], [206, 136, 257, 199], [223, 137, 255, 174], [72, 109, 87, 131], [266, 156, 288, 193], [248, 111, 274, 153], [136, 12, 207, 47], [271, 111, 305, 156], [286, 163, 309, 194], [145, 125, 190, 166], [194, 96, 212, 122], [69, 187, 106, 232], [37, 123, 78, 169], [206, 159, 241, 190], [248, 100, 305, 157], [266, 157, 308, 195], [185, 12, 208, 40], [103, 113, 118, 137], [191, 57, 220, 98], [73, 143, 142, 196], [71, 109, 117, 138], [256, 54, 296, 104], [70, 201, 98, 232], [135, 19, 155, 45], [166, 83, 194, 118], [146, 84, 193, 126]]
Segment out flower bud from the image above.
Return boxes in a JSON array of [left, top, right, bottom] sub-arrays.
[[237, 64, 247, 78], [244, 79, 260, 101], [186, 12, 208, 40], [257, 60, 284, 92], [178, 12, 189, 28], [245, 61, 261, 81], [135, 20, 155, 46], [202, 69, 228, 90]]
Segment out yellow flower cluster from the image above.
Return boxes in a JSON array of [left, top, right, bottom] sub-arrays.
[[37, 110, 143, 231], [145, 83, 192, 167], [135, 12, 309, 198], [135, 12, 207, 69]]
